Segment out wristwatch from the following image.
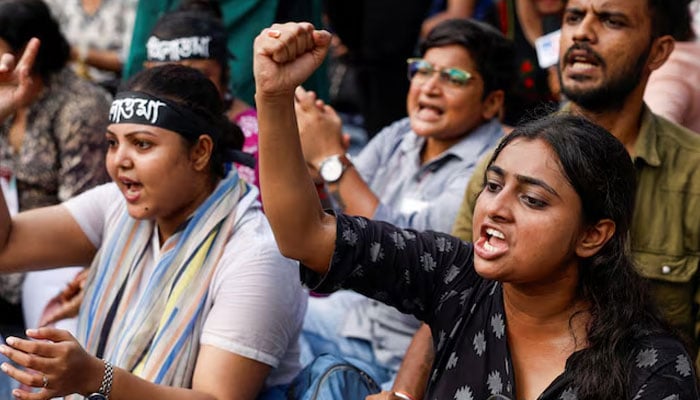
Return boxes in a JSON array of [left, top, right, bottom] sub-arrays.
[[87, 360, 113, 400], [319, 154, 352, 183]]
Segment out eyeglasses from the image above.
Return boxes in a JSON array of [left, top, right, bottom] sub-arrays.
[[406, 58, 473, 87]]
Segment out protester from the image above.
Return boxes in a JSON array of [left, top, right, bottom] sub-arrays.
[[293, 17, 515, 393], [0, 0, 110, 338], [0, 46, 305, 398], [452, 0, 700, 376], [252, 22, 699, 398]]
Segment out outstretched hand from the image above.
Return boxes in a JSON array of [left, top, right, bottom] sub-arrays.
[[253, 22, 331, 99], [0, 328, 103, 399], [0, 38, 40, 122]]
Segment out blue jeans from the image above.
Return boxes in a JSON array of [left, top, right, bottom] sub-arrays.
[[299, 292, 396, 390], [257, 384, 289, 399]]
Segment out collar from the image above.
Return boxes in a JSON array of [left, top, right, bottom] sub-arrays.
[[632, 104, 662, 167], [400, 118, 504, 167], [559, 102, 661, 167]]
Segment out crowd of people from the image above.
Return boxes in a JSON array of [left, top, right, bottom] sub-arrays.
[[0, 0, 698, 399]]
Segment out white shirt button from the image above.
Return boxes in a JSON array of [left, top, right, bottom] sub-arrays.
[[661, 265, 672, 274]]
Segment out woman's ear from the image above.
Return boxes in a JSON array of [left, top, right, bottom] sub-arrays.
[[190, 134, 214, 172], [480, 89, 505, 121], [576, 219, 615, 258]]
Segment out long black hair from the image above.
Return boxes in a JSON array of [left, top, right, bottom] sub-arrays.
[[486, 114, 674, 399], [122, 64, 244, 178]]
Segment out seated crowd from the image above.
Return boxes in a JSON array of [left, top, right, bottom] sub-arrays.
[[0, 0, 698, 399]]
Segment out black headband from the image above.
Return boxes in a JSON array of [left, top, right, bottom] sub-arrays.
[[109, 91, 218, 141], [146, 35, 213, 62]]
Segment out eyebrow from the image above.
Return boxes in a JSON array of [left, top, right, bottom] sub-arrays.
[[105, 128, 158, 137], [487, 165, 561, 199]]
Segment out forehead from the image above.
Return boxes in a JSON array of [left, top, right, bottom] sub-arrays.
[[423, 44, 478, 72], [565, 0, 650, 21], [107, 123, 182, 140], [493, 138, 570, 187]]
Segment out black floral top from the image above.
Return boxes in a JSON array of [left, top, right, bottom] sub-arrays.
[[0, 68, 110, 304], [301, 214, 699, 399]]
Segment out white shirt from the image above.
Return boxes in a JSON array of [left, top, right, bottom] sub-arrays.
[[63, 183, 306, 387]]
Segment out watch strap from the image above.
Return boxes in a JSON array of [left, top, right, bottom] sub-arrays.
[[97, 360, 113, 399]]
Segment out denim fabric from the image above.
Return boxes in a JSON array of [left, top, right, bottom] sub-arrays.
[[300, 292, 395, 390]]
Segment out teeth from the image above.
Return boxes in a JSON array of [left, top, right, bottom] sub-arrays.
[[571, 62, 595, 70], [486, 228, 505, 239], [483, 241, 497, 252]]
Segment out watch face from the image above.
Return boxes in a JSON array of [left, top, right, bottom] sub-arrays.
[[320, 158, 343, 182], [88, 393, 107, 400]]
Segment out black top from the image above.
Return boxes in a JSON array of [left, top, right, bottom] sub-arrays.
[[301, 214, 699, 399]]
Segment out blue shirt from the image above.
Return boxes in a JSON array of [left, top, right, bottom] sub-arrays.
[[338, 117, 504, 370]]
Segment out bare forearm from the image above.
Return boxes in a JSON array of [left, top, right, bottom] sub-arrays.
[[257, 93, 335, 271], [101, 367, 216, 400], [327, 168, 380, 218], [392, 324, 435, 400]]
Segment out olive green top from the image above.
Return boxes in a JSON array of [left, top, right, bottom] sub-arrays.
[[452, 106, 700, 370]]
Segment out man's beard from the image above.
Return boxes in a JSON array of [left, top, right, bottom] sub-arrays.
[[559, 43, 651, 113]]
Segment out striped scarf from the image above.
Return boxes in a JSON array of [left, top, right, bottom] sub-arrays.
[[74, 172, 248, 393]]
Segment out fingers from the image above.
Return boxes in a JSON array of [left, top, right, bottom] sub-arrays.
[[16, 38, 40, 76], [0, 361, 47, 390], [263, 22, 314, 64], [257, 22, 330, 63], [2, 336, 56, 360], [294, 86, 318, 111], [0, 53, 16, 74], [25, 327, 75, 343]]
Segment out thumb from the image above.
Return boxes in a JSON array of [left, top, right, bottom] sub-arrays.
[[309, 30, 332, 68]]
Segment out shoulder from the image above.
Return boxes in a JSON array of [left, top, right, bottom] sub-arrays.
[[652, 114, 700, 153], [628, 334, 698, 398], [214, 190, 299, 284]]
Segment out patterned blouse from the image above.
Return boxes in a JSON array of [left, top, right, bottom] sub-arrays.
[[45, 0, 137, 83], [301, 214, 700, 399], [0, 68, 111, 304]]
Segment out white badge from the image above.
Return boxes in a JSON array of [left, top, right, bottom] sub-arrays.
[[0, 169, 19, 216], [535, 29, 561, 69], [398, 197, 429, 215]]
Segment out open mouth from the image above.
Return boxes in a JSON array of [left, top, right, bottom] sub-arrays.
[[483, 227, 506, 252], [564, 46, 603, 73], [416, 101, 444, 119], [119, 177, 143, 201], [474, 225, 509, 259]]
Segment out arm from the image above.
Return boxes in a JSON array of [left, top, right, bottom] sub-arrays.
[[0, 39, 96, 271], [254, 22, 336, 272], [294, 86, 380, 217], [2, 213, 303, 400], [0, 329, 270, 400], [389, 324, 434, 400]]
